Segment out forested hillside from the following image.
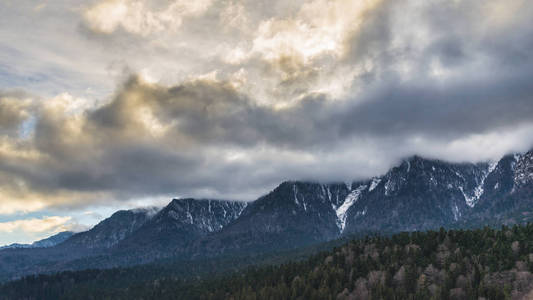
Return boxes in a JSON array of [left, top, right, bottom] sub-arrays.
[[2, 224, 533, 299]]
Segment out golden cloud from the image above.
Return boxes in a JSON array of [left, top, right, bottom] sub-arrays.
[[0, 216, 72, 234], [84, 0, 214, 35]]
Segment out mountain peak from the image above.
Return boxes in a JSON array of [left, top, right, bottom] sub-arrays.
[[146, 197, 247, 234], [59, 207, 156, 250], [113, 197, 248, 257]]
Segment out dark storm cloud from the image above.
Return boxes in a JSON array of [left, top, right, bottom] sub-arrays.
[[339, 70, 533, 139]]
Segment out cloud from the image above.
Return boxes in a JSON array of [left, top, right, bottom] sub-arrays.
[[83, 0, 214, 35], [1, 69, 532, 213], [0, 92, 33, 135], [0, 0, 532, 218], [0, 216, 84, 246], [0, 216, 72, 234]]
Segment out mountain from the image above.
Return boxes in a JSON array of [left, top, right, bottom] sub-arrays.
[[341, 157, 494, 234], [0, 243, 31, 250], [0, 200, 248, 280], [0, 231, 74, 250], [191, 182, 351, 257], [31, 231, 75, 248], [341, 150, 533, 234], [468, 151, 533, 225], [0, 207, 160, 281], [112, 199, 247, 262], [188, 149, 533, 258], [57, 207, 159, 251], [0, 149, 532, 282]]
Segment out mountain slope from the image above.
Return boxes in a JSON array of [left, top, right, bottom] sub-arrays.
[[31, 231, 75, 248], [468, 150, 533, 225], [0, 208, 159, 281], [113, 199, 247, 261], [341, 157, 492, 234], [57, 207, 159, 251], [192, 182, 351, 257], [342, 150, 533, 234]]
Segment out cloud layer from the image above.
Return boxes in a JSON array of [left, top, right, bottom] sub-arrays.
[[1, 0, 533, 218]]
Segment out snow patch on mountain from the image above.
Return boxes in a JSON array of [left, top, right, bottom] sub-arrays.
[[335, 185, 367, 232], [452, 203, 460, 221], [461, 161, 498, 207], [292, 185, 308, 211], [368, 178, 381, 192], [293, 185, 299, 205], [322, 186, 332, 202]]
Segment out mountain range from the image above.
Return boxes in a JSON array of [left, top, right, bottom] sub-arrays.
[[0, 149, 532, 281]]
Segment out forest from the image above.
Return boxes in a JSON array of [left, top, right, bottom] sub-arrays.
[[2, 224, 533, 299]]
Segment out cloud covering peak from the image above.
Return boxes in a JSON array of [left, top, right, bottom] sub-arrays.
[[0, 0, 533, 218]]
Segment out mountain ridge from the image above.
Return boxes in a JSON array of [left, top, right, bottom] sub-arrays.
[[0, 148, 532, 281]]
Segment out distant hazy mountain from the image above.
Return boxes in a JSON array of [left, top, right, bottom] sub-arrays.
[[0, 231, 74, 250], [0, 149, 532, 281]]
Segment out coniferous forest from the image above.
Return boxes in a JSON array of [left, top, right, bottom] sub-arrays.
[[2, 224, 533, 300]]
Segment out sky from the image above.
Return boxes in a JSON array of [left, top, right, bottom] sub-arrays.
[[0, 0, 533, 246]]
